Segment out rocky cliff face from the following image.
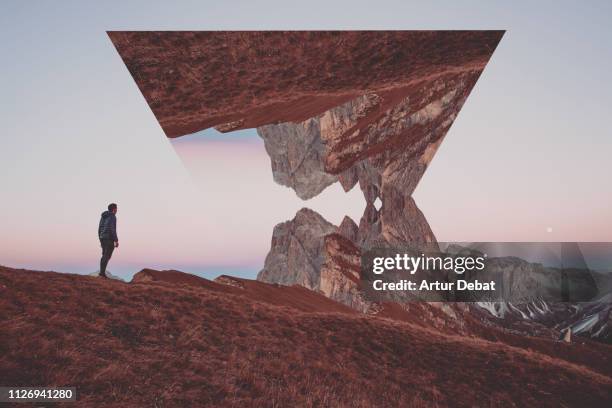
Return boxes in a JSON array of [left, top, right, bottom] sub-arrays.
[[258, 206, 612, 343], [257, 208, 369, 311], [257, 71, 480, 200], [257, 208, 337, 290], [109, 31, 503, 201], [257, 188, 438, 311]]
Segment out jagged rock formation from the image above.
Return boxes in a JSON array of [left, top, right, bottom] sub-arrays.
[[477, 291, 612, 344], [357, 185, 438, 249], [259, 207, 612, 343], [566, 293, 612, 341], [258, 189, 438, 311], [257, 208, 337, 289], [257, 73, 481, 199], [109, 31, 503, 201], [257, 208, 370, 311]]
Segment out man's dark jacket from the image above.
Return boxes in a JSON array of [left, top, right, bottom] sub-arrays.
[[98, 211, 118, 241]]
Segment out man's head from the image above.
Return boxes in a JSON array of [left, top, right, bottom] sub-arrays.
[[108, 203, 118, 214]]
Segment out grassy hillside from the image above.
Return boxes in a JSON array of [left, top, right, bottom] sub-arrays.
[[1, 266, 611, 407]]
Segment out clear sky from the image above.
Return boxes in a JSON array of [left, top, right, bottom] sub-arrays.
[[1, 0, 611, 280]]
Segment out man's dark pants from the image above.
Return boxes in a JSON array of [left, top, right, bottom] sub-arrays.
[[100, 239, 115, 277]]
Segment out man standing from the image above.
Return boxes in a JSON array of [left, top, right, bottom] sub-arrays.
[[98, 203, 119, 278]]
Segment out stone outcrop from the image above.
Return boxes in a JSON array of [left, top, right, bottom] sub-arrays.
[[357, 185, 438, 249], [257, 119, 337, 200], [257, 187, 438, 311], [257, 72, 480, 199], [258, 204, 611, 344], [257, 207, 370, 311], [257, 208, 337, 290]]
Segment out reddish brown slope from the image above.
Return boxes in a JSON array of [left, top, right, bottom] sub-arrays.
[[108, 31, 503, 138], [133, 268, 355, 314], [1, 266, 611, 407]]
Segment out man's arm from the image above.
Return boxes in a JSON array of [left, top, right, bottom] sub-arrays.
[[98, 217, 104, 239], [111, 216, 119, 245]]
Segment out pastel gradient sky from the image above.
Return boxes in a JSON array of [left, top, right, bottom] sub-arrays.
[[1, 1, 611, 280]]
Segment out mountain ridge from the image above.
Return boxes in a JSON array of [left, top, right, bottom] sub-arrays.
[[1, 265, 611, 407]]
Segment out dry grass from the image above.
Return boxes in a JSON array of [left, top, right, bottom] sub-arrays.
[[108, 31, 504, 137], [1, 266, 611, 407]]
